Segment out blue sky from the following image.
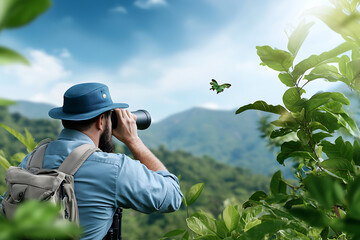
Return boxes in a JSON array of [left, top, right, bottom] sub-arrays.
[[0, 0, 345, 121]]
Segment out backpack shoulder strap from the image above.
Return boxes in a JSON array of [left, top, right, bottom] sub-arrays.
[[26, 139, 52, 170], [58, 143, 101, 175]]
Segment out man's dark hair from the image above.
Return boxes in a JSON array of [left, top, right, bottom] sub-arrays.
[[62, 111, 111, 131]]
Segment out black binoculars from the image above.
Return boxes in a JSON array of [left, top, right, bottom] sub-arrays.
[[111, 110, 151, 130]]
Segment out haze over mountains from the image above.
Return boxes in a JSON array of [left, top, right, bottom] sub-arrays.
[[9, 100, 288, 175]]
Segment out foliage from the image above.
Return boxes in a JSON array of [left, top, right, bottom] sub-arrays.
[[0, 0, 52, 65], [165, 0, 360, 239], [0, 201, 81, 240]]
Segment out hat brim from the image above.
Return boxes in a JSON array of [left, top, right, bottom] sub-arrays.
[[48, 103, 129, 120]]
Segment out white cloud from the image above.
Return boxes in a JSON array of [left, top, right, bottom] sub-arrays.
[[134, 0, 167, 9], [2, 49, 71, 86], [29, 82, 74, 106], [198, 102, 221, 110], [109, 6, 127, 14]]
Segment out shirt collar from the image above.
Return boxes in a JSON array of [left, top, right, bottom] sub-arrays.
[[58, 128, 96, 146]]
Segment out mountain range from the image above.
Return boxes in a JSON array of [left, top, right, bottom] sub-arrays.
[[8, 100, 287, 175]]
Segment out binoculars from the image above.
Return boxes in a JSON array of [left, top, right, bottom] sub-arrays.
[[111, 110, 151, 130]]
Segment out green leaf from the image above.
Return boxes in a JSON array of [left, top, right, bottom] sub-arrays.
[[238, 219, 289, 240], [340, 218, 360, 236], [0, 0, 52, 30], [346, 59, 360, 91], [292, 42, 353, 81], [186, 216, 211, 236], [270, 170, 287, 195], [265, 194, 291, 205], [163, 229, 187, 238], [282, 87, 306, 112], [347, 176, 360, 219], [223, 205, 240, 232], [25, 128, 37, 151], [284, 197, 304, 209], [249, 191, 268, 201], [0, 123, 35, 153], [236, 101, 287, 115], [278, 73, 295, 87], [304, 64, 342, 82], [321, 137, 353, 161], [339, 55, 350, 75], [297, 129, 309, 145], [14, 200, 60, 226], [309, 121, 329, 132], [353, 140, 360, 165], [0, 46, 29, 65], [327, 111, 360, 137], [185, 183, 204, 206], [214, 221, 228, 239], [289, 206, 330, 227], [312, 132, 332, 144], [320, 227, 330, 240], [320, 157, 354, 178], [181, 231, 190, 240], [308, 5, 360, 45], [194, 235, 221, 240], [287, 20, 314, 57], [0, 98, 16, 107], [311, 111, 341, 133], [322, 101, 346, 114], [306, 92, 349, 112], [277, 141, 313, 165], [272, 112, 299, 129], [0, 154, 11, 169], [256, 46, 294, 72], [242, 200, 258, 209], [192, 211, 219, 236], [303, 175, 345, 209], [270, 128, 292, 138]]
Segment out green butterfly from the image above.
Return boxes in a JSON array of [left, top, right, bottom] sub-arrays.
[[210, 79, 231, 94]]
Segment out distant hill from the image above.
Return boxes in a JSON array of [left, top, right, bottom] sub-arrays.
[[7, 100, 287, 175], [9, 100, 55, 119], [139, 107, 285, 175]]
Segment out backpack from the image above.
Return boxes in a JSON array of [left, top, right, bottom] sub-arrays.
[[1, 139, 100, 223]]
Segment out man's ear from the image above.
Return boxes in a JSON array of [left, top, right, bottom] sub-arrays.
[[95, 114, 105, 131]]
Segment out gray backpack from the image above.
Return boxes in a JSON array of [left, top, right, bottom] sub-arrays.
[[1, 140, 99, 223]]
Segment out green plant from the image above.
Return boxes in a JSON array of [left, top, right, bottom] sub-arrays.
[[0, 0, 51, 65], [164, 0, 360, 239], [0, 201, 81, 240], [0, 123, 37, 169]]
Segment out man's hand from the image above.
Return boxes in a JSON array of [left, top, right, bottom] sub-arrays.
[[112, 109, 139, 145], [111, 108, 167, 172]]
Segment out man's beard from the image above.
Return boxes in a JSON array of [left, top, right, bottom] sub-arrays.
[[98, 123, 114, 153]]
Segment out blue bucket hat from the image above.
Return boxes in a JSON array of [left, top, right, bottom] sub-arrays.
[[48, 82, 128, 120]]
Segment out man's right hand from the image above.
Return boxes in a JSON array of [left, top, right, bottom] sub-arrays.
[[111, 109, 167, 172], [112, 109, 139, 146]]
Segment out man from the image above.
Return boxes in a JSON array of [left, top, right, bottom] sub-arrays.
[[18, 82, 183, 240]]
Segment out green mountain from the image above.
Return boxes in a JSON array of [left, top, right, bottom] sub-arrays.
[[6, 101, 286, 175], [9, 100, 55, 119], [139, 107, 284, 175]]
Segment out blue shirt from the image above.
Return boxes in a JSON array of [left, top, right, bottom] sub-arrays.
[[19, 129, 183, 240]]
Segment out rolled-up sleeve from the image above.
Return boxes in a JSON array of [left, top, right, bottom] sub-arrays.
[[115, 154, 183, 214]]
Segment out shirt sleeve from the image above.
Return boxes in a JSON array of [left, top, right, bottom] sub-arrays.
[[115, 154, 183, 214]]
